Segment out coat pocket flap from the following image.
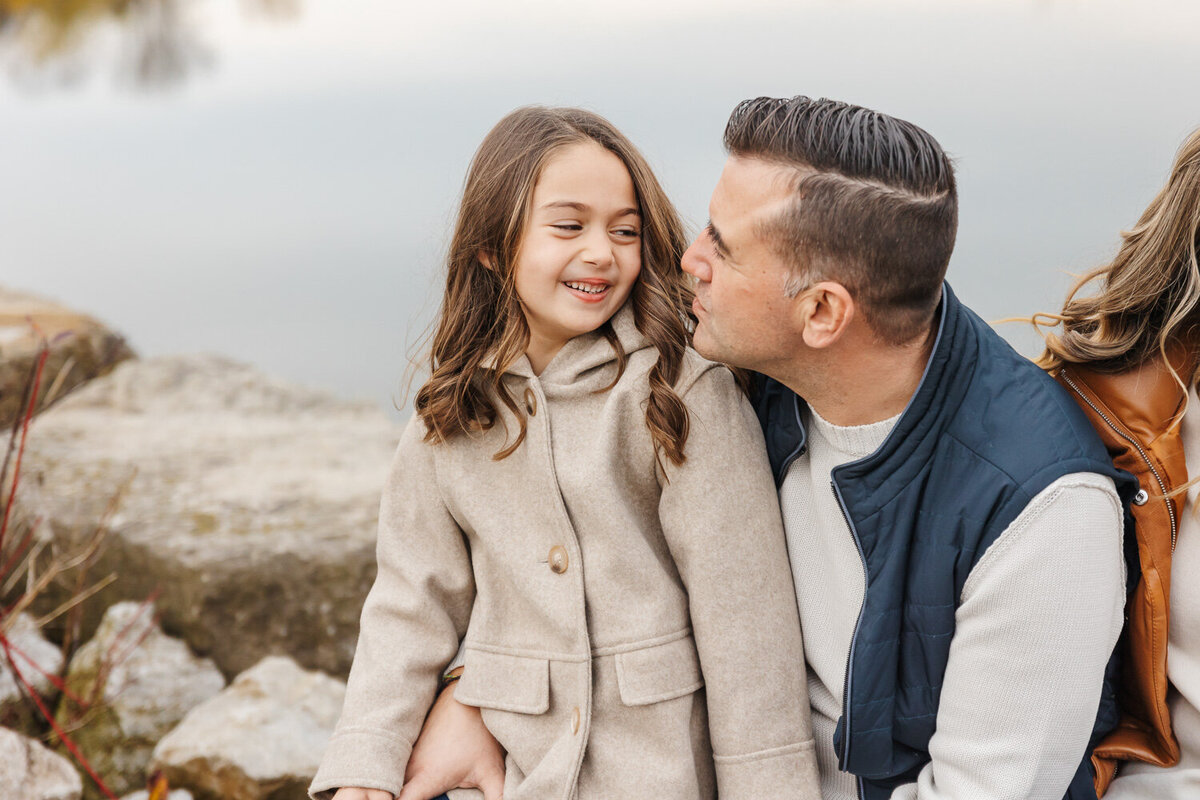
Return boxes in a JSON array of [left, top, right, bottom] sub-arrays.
[[455, 648, 550, 715], [615, 634, 704, 707]]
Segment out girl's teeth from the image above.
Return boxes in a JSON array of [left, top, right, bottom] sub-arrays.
[[566, 282, 606, 294]]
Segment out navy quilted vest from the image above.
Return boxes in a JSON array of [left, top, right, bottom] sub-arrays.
[[754, 283, 1137, 800]]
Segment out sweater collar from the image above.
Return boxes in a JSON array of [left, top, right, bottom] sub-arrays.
[[807, 405, 902, 460]]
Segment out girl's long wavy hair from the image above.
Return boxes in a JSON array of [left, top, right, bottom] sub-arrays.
[[414, 107, 694, 466], [1033, 127, 1200, 405]]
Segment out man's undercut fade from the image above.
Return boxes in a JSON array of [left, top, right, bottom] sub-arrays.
[[724, 96, 958, 344]]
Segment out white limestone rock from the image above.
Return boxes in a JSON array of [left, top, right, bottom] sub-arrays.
[[0, 612, 65, 726], [56, 602, 225, 799], [0, 726, 83, 800], [151, 656, 345, 800], [13, 354, 398, 678]]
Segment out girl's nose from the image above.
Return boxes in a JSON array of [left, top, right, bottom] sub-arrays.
[[581, 233, 615, 267]]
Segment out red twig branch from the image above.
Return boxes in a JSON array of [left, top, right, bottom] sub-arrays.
[[0, 343, 48, 553], [1, 633, 89, 707], [0, 329, 123, 799], [0, 636, 119, 799]]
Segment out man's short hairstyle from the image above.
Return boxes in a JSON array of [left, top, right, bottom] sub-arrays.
[[724, 96, 958, 344]]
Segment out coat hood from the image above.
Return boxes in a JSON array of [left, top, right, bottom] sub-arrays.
[[489, 303, 652, 386]]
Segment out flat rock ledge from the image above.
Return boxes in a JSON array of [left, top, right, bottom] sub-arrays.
[[151, 656, 345, 800], [14, 354, 400, 678]]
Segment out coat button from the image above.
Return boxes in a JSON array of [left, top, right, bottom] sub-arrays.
[[548, 545, 568, 574], [524, 387, 537, 416], [571, 706, 581, 734], [1134, 488, 1149, 506]]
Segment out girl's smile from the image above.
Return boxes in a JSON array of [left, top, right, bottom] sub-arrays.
[[562, 279, 612, 301], [514, 140, 642, 373]]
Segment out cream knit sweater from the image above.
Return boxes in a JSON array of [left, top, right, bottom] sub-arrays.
[[781, 406, 1125, 800]]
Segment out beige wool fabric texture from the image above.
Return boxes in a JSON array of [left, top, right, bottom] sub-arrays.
[[309, 306, 819, 800]]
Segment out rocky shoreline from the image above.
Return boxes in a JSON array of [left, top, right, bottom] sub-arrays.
[[1, 286, 401, 800]]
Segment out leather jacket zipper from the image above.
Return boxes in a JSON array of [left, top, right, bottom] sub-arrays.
[[1060, 370, 1178, 551]]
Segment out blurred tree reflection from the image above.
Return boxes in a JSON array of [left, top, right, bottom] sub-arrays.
[[0, 0, 299, 89]]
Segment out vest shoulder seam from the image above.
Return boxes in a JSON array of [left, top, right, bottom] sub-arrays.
[[960, 478, 1122, 601]]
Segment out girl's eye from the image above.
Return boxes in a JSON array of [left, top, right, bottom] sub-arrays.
[[613, 228, 640, 239], [552, 224, 583, 232]]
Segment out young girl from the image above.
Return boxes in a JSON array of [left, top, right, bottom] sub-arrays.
[[309, 107, 819, 800]]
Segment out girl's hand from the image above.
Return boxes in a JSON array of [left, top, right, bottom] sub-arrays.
[[331, 789, 393, 800], [395, 679, 506, 800]]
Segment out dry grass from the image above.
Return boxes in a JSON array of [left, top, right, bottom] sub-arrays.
[[0, 332, 145, 799]]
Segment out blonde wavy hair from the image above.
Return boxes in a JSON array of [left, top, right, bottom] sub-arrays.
[[413, 107, 694, 466], [1033, 127, 1200, 403]]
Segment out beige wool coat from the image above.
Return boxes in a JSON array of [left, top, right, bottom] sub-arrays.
[[310, 307, 820, 800]]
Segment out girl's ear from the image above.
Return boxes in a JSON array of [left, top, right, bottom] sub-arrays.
[[478, 250, 497, 272]]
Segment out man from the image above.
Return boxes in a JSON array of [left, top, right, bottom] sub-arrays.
[[399, 96, 1135, 800]]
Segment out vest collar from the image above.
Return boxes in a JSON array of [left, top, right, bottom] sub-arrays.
[[766, 281, 962, 487], [832, 282, 964, 485]]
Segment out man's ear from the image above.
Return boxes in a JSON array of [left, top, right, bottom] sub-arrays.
[[796, 281, 855, 349]]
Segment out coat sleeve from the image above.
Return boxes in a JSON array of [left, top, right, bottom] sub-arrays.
[[658, 364, 821, 799], [309, 416, 476, 800]]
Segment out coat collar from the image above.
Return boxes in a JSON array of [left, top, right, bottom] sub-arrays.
[[485, 303, 650, 385], [1061, 343, 1195, 446]]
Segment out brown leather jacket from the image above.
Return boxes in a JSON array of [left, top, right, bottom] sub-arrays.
[[1056, 356, 1190, 795]]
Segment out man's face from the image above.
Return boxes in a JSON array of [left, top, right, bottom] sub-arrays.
[[681, 156, 805, 373]]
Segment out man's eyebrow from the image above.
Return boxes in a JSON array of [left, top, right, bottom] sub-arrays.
[[706, 221, 730, 257]]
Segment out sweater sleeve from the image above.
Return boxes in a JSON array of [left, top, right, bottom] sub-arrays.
[[658, 365, 821, 800], [309, 416, 476, 800], [890, 472, 1125, 800]]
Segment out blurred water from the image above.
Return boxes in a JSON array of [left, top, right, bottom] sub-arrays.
[[3, 0, 1199, 418]]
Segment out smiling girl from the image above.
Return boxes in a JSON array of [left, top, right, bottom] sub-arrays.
[[309, 107, 819, 800]]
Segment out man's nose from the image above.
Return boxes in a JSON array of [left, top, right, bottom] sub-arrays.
[[681, 236, 711, 282]]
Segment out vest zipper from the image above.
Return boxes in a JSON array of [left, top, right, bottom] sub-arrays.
[[831, 478, 869, 800], [1060, 370, 1178, 552]]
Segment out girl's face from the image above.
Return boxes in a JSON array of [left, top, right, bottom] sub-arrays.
[[514, 141, 642, 372]]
